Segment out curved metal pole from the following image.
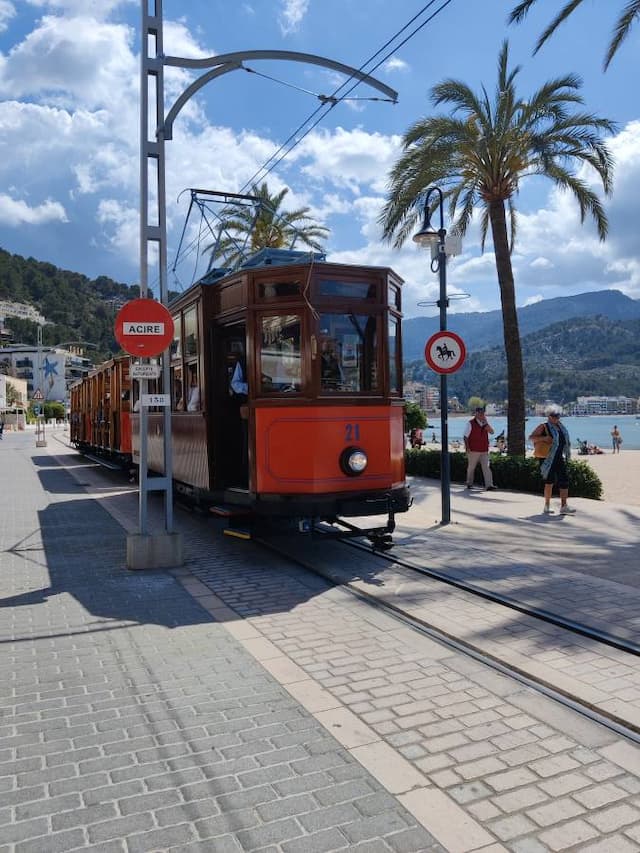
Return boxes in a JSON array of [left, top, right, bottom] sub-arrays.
[[162, 49, 398, 140]]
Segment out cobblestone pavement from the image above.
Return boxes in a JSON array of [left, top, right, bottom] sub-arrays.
[[4, 430, 640, 852], [1, 433, 443, 852]]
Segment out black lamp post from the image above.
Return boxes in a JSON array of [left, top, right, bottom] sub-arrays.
[[413, 186, 450, 525]]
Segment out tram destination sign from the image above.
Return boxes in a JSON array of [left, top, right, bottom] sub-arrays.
[[115, 299, 174, 357]]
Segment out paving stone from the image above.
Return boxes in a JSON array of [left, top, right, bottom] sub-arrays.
[[538, 817, 599, 850]]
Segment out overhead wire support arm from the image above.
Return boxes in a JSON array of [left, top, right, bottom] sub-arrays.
[[161, 49, 398, 140]]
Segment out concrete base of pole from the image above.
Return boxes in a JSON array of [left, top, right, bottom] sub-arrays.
[[126, 532, 184, 570], [35, 440, 47, 447]]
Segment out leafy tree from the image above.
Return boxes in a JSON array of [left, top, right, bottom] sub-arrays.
[[208, 182, 329, 270], [380, 41, 614, 456], [509, 0, 640, 70], [5, 381, 20, 405], [467, 395, 485, 411], [404, 400, 427, 432]]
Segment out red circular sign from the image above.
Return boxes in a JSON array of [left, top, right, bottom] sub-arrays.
[[115, 299, 175, 357], [425, 331, 466, 374]]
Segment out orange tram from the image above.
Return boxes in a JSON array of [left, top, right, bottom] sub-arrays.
[[70, 250, 411, 546]]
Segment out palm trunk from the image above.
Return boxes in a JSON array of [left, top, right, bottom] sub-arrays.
[[488, 199, 526, 457]]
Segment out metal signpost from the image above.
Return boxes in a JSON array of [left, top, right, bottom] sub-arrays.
[[414, 187, 466, 526], [114, 299, 176, 566]]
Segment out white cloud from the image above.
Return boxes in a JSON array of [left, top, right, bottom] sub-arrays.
[[278, 0, 310, 35], [0, 1, 15, 32], [0, 193, 67, 225], [523, 294, 544, 306], [530, 257, 553, 269], [295, 127, 402, 192], [0, 14, 137, 109], [383, 57, 409, 73]]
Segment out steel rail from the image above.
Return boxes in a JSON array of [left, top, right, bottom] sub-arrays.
[[342, 537, 640, 657], [258, 533, 640, 744]]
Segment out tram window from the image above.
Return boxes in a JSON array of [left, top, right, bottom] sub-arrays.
[[184, 308, 198, 357], [185, 364, 200, 411], [388, 283, 401, 310], [172, 364, 184, 411], [259, 315, 302, 393], [389, 316, 400, 395], [318, 279, 376, 300], [258, 280, 301, 299], [319, 312, 379, 393], [171, 315, 182, 360]]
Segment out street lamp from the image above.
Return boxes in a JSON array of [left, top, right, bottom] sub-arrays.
[[413, 186, 451, 525]]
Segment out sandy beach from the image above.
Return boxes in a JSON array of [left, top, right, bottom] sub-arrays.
[[578, 448, 639, 506]]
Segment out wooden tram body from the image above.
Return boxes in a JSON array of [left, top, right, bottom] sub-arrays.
[[70, 355, 132, 464], [71, 252, 411, 538]]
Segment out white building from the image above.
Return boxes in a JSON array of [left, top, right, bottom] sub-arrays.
[[572, 396, 637, 415], [0, 300, 46, 326], [0, 345, 93, 404]]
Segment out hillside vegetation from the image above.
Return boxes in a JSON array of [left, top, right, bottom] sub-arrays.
[[402, 289, 640, 360], [406, 315, 640, 402], [0, 247, 139, 360]]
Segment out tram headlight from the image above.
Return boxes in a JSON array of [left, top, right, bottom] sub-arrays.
[[340, 446, 368, 477]]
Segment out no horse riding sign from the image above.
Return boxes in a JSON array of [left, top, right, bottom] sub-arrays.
[[425, 331, 466, 374]]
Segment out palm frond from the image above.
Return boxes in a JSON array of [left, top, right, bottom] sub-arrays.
[[604, 0, 640, 68], [532, 0, 585, 55]]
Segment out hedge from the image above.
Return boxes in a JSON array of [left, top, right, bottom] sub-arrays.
[[405, 449, 603, 500]]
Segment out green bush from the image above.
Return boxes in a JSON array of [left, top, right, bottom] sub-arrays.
[[405, 449, 602, 500]]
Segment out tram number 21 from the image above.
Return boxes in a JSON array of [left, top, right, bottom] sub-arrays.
[[345, 423, 361, 441]]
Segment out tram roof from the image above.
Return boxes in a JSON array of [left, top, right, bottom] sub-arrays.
[[170, 248, 403, 306]]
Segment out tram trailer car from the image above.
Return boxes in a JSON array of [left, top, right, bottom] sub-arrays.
[[72, 252, 411, 539], [70, 355, 132, 466]]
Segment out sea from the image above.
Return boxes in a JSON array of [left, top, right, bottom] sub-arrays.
[[429, 414, 640, 451]]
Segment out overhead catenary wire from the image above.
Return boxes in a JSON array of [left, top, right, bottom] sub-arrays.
[[164, 0, 457, 291]]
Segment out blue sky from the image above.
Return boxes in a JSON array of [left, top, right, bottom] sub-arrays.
[[0, 0, 638, 320]]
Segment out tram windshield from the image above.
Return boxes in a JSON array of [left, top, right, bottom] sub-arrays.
[[319, 312, 378, 393], [259, 315, 302, 392]]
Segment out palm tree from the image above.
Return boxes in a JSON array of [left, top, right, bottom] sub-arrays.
[[509, 0, 640, 70], [380, 41, 614, 456], [208, 181, 329, 270]]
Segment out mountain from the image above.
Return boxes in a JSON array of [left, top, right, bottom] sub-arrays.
[[0, 247, 140, 359], [402, 290, 640, 362], [405, 315, 640, 403]]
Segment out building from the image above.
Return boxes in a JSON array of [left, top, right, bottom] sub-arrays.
[[0, 345, 93, 405], [405, 383, 440, 412], [0, 300, 46, 326], [571, 396, 637, 415]]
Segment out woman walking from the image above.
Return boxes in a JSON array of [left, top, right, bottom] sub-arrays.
[[529, 406, 575, 515]]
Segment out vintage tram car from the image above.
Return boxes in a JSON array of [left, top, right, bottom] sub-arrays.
[[71, 250, 411, 539]]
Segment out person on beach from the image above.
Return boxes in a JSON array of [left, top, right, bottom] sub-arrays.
[[529, 405, 575, 515], [611, 425, 622, 453], [463, 405, 496, 491]]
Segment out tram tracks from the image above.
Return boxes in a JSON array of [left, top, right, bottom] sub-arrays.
[[257, 529, 640, 745]]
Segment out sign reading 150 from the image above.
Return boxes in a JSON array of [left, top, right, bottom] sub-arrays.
[[345, 423, 361, 441]]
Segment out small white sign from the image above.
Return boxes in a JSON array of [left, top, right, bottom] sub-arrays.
[[141, 394, 170, 407], [123, 322, 165, 335], [33, 388, 44, 400], [131, 363, 161, 379]]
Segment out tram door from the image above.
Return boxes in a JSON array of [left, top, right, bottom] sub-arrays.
[[212, 323, 249, 490]]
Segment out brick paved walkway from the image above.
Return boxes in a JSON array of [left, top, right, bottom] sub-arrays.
[[4, 430, 640, 852], [0, 433, 442, 852]]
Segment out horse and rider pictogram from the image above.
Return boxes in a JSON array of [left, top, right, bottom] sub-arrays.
[[425, 331, 466, 374]]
